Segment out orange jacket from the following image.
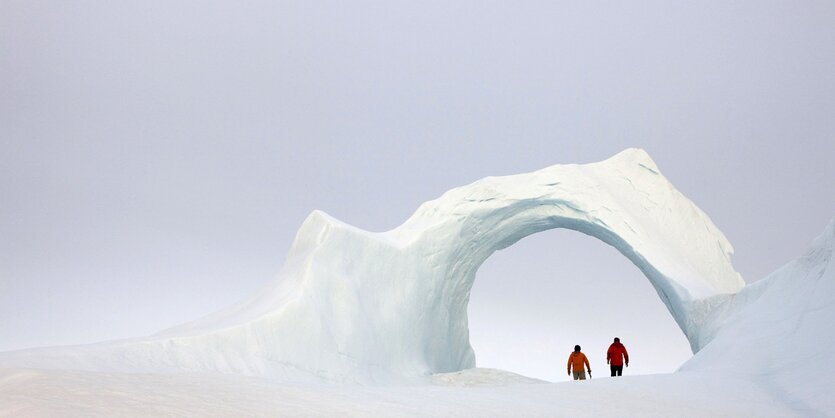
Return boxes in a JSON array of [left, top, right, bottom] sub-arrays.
[[607, 342, 629, 366], [567, 352, 590, 373]]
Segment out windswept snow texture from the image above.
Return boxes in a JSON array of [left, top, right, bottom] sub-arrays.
[[0, 149, 746, 384]]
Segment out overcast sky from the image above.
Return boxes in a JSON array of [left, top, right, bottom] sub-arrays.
[[2, 1, 833, 381]]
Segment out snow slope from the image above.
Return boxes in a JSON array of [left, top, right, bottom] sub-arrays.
[[681, 220, 835, 415], [0, 149, 745, 384]]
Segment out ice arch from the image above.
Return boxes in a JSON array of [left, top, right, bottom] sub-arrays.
[[0, 149, 745, 384]]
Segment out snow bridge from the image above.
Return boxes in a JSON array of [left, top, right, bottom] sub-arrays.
[[0, 149, 747, 384]]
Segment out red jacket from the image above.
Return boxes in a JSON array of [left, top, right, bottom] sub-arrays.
[[607, 342, 629, 366]]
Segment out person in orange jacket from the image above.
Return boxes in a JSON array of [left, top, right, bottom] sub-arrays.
[[567, 345, 591, 380], [607, 337, 629, 377]]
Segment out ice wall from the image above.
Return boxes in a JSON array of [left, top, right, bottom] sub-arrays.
[[680, 220, 835, 414], [0, 149, 747, 383]]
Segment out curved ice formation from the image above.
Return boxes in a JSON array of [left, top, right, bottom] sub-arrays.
[[0, 149, 746, 383]]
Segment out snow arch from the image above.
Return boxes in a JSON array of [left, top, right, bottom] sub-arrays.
[[0, 149, 745, 384], [147, 148, 744, 381]]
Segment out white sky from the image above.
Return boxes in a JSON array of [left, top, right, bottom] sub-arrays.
[[1, 1, 834, 380]]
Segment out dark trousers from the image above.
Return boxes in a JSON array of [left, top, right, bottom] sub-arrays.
[[610, 365, 623, 376]]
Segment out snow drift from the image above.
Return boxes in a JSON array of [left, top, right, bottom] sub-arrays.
[[0, 148, 751, 383], [680, 219, 835, 415]]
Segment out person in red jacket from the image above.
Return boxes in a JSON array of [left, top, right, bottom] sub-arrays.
[[607, 337, 629, 376]]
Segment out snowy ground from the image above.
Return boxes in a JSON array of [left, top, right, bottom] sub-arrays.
[[0, 367, 803, 417]]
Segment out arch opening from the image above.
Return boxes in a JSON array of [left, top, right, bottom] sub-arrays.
[[467, 228, 693, 382]]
